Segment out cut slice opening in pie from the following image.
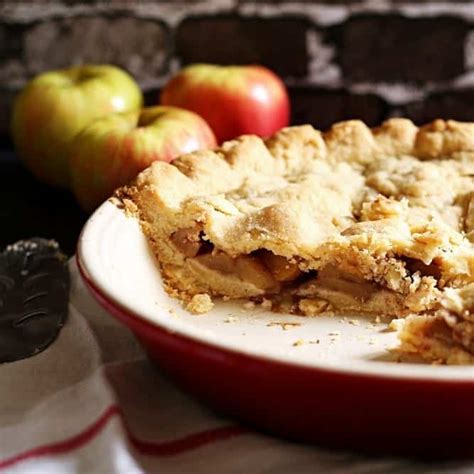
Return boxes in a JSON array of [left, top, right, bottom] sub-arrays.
[[116, 118, 474, 365]]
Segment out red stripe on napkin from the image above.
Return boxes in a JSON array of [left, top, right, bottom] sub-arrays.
[[0, 405, 247, 470], [0, 405, 121, 470], [128, 425, 248, 456]]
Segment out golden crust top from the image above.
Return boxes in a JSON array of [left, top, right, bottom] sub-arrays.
[[117, 118, 474, 294], [120, 119, 474, 262], [130, 118, 474, 208]]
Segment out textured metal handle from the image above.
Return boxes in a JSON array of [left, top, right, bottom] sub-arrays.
[[0, 239, 69, 363]]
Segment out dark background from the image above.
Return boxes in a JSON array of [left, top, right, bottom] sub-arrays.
[[2, 0, 474, 255]]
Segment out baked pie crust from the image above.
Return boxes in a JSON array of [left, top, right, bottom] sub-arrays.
[[116, 118, 474, 365]]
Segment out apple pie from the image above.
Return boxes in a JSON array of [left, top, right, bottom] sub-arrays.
[[116, 119, 474, 365]]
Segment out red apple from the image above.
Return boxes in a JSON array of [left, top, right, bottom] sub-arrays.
[[70, 106, 217, 211], [11, 65, 143, 187], [160, 64, 290, 143]]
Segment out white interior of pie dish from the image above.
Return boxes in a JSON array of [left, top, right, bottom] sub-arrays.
[[78, 200, 474, 382]]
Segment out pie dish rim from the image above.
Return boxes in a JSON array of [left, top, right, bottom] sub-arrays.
[[77, 200, 474, 382]]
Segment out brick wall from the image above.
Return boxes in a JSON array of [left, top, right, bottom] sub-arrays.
[[2, 0, 474, 143]]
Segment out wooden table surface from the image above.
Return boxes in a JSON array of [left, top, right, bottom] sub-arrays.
[[0, 148, 88, 256]]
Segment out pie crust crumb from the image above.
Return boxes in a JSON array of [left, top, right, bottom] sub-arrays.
[[186, 294, 214, 315], [298, 298, 331, 316], [260, 298, 273, 310]]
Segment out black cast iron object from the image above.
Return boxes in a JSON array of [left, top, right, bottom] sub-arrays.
[[0, 238, 69, 363]]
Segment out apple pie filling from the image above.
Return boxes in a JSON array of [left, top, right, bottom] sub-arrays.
[[169, 225, 442, 317], [170, 225, 301, 293]]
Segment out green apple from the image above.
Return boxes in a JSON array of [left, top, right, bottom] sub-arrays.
[[70, 105, 217, 211], [11, 65, 143, 187]]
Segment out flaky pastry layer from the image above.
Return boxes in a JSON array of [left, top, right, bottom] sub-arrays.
[[117, 118, 474, 364]]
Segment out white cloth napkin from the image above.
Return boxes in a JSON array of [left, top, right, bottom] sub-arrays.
[[0, 260, 472, 473]]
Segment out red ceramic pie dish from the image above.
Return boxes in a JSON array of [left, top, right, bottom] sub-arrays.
[[77, 201, 474, 458]]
